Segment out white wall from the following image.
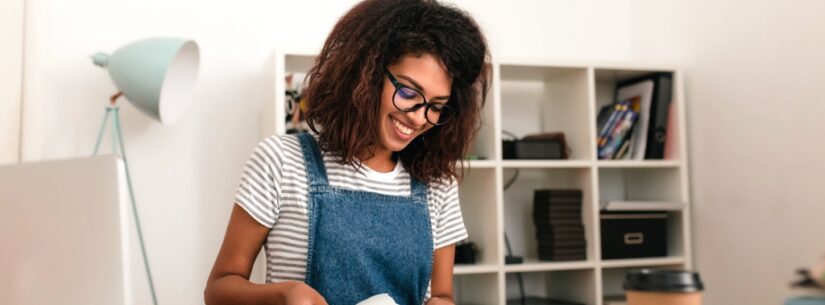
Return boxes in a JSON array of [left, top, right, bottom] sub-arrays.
[[19, 1, 638, 304], [0, 0, 24, 164], [18, 0, 825, 304], [627, 1, 825, 304]]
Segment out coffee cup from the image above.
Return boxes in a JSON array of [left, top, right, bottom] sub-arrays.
[[624, 269, 704, 305]]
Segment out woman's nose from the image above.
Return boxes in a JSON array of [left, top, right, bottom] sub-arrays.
[[405, 106, 429, 127]]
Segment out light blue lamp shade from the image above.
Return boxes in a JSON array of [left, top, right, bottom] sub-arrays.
[[92, 37, 200, 124]]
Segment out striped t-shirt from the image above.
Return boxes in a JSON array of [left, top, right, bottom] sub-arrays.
[[234, 134, 468, 296]]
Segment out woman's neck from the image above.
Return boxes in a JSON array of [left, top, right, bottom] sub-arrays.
[[359, 146, 396, 173]]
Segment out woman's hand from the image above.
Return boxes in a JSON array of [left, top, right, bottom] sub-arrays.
[[282, 281, 329, 305], [425, 296, 454, 305]]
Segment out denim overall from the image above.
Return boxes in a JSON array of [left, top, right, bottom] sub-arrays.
[[297, 133, 433, 305]]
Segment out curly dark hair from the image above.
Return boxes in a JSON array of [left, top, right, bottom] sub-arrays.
[[303, 0, 490, 184]]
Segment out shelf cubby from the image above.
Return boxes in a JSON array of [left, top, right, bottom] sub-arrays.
[[502, 168, 596, 264], [505, 269, 598, 305], [499, 64, 592, 160], [459, 167, 502, 268], [454, 273, 501, 305], [598, 167, 683, 203], [593, 67, 682, 161]]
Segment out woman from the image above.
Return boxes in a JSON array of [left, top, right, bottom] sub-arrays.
[[205, 0, 489, 304]]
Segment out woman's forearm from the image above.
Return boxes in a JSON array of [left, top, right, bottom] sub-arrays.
[[204, 274, 294, 305]]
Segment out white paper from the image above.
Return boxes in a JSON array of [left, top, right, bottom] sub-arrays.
[[356, 294, 399, 305]]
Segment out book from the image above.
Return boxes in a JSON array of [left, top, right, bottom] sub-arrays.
[[536, 231, 586, 242], [598, 100, 630, 159], [534, 224, 585, 234], [536, 236, 587, 244], [535, 232, 586, 240], [613, 133, 632, 159], [613, 96, 642, 159], [534, 218, 582, 226], [613, 119, 637, 159], [534, 217, 583, 226], [614, 79, 654, 160], [534, 204, 582, 213], [601, 103, 639, 159], [596, 100, 628, 149], [534, 189, 583, 198], [539, 248, 587, 255], [535, 230, 586, 238], [538, 252, 587, 261], [596, 104, 614, 132], [533, 208, 582, 217], [534, 199, 583, 207], [534, 212, 582, 221], [536, 239, 587, 249]]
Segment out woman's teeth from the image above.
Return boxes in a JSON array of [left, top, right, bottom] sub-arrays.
[[392, 117, 414, 135]]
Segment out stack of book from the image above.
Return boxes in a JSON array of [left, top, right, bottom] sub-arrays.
[[596, 72, 674, 160], [532, 189, 586, 261], [597, 96, 641, 160]]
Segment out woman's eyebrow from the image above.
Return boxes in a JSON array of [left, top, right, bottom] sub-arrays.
[[397, 74, 451, 100]]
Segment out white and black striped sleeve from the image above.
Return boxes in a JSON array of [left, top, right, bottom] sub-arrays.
[[433, 178, 468, 249], [234, 136, 283, 228]]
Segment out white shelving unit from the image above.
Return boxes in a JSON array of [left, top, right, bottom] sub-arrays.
[[265, 51, 693, 305]]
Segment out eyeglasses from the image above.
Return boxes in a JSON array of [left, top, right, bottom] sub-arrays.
[[384, 69, 457, 126]]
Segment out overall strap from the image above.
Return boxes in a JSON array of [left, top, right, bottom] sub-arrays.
[[409, 176, 429, 203], [297, 133, 329, 188]]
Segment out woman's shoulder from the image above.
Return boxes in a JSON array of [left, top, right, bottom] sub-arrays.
[[426, 176, 459, 197], [259, 133, 306, 149], [259, 133, 301, 145], [249, 134, 305, 165]]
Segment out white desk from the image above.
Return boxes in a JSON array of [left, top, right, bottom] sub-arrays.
[[0, 156, 133, 305]]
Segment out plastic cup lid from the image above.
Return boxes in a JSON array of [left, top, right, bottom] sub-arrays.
[[624, 269, 704, 293]]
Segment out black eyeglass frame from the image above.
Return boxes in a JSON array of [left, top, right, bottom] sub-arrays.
[[384, 69, 456, 126]]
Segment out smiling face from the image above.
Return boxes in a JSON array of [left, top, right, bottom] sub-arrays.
[[377, 53, 452, 154]]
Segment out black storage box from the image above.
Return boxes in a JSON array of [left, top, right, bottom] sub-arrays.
[[503, 139, 565, 159], [600, 212, 667, 259]]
